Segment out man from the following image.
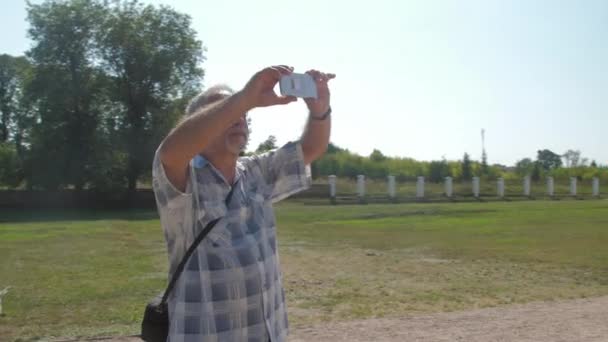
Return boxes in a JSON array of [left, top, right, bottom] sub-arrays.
[[152, 65, 335, 341]]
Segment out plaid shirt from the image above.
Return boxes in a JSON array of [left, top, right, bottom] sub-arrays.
[[152, 141, 311, 342]]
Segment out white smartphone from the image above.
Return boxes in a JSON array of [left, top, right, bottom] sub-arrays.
[[279, 73, 318, 99]]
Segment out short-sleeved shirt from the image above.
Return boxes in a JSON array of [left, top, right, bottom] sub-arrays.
[[152, 141, 311, 342]]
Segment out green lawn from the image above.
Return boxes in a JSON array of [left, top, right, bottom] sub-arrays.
[[1, 200, 608, 341]]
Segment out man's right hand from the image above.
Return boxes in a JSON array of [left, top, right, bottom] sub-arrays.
[[241, 65, 298, 109]]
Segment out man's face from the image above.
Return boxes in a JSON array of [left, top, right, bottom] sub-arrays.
[[198, 90, 249, 158], [223, 114, 249, 155]]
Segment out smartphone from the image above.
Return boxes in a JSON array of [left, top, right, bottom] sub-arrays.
[[279, 73, 318, 99]]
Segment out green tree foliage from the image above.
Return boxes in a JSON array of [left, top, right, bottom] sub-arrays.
[[531, 161, 542, 182], [255, 135, 277, 153], [0, 54, 32, 165], [429, 159, 450, 183], [326, 142, 345, 154], [25, 0, 108, 190], [0, 55, 28, 143], [4, 0, 205, 192], [0, 143, 23, 187], [515, 158, 534, 176], [461, 153, 472, 181], [97, 0, 204, 192], [312, 144, 513, 183], [312, 145, 423, 181], [481, 151, 488, 175], [536, 149, 562, 171], [369, 149, 386, 162]]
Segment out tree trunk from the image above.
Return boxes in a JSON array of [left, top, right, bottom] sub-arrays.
[[0, 117, 7, 142], [127, 171, 137, 193]]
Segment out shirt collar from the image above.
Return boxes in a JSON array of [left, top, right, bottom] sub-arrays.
[[192, 154, 208, 169], [192, 154, 244, 185]]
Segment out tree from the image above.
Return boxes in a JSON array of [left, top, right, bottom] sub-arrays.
[[0, 143, 23, 187], [0, 54, 32, 161], [0, 55, 27, 143], [429, 159, 449, 183], [255, 135, 277, 153], [536, 149, 562, 171], [562, 149, 581, 168], [461, 153, 472, 181], [25, 0, 108, 190], [591, 160, 598, 168], [326, 142, 345, 154], [515, 158, 534, 176], [531, 161, 541, 181], [481, 150, 488, 175], [97, 0, 205, 193], [369, 149, 386, 162]]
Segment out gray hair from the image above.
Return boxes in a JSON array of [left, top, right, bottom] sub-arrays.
[[185, 84, 235, 116]]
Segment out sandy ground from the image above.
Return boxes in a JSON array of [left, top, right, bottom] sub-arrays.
[[290, 296, 608, 342], [88, 296, 608, 342]]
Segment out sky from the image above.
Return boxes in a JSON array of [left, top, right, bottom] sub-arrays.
[[1, 0, 606, 166]]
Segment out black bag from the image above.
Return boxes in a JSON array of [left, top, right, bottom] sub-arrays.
[[141, 294, 168, 342], [141, 181, 236, 342]]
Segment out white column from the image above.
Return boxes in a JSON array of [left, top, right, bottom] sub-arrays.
[[497, 178, 505, 198], [523, 176, 531, 197], [328, 175, 337, 198], [547, 177, 554, 197], [388, 175, 396, 198], [592, 177, 600, 197], [357, 175, 365, 198], [445, 177, 453, 198], [472, 177, 480, 198], [0, 287, 9, 316], [570, 177, 577, 196], [416, 176, 425, 198]]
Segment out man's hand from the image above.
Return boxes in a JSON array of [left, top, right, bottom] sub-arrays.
[[241, 65, 298, 109], [304, 69, 336, 116]]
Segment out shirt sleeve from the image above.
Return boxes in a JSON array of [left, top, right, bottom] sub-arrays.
[[152, 147, 195, 277], [242, 141, 312, 203], [152, 147, 193, 210]]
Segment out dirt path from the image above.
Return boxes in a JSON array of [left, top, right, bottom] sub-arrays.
[[97, 296, 608, 342], [289, 296, 608, 342]]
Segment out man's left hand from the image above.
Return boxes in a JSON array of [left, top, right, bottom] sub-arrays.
[[304, 70, 336, 117]]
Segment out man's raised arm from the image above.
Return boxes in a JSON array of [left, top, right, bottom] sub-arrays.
[[158, 66, 297, 191], [300, 70, 336, 165]]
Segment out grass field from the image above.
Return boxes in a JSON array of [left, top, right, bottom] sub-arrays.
[[1, 200, 608, 341]]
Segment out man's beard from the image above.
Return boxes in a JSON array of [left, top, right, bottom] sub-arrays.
[[225, 134, 248, 156]]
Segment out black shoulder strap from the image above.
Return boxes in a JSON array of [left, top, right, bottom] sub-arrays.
[[160, 182, 238, 304]]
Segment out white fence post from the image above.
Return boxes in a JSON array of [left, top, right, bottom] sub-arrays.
[[497, 178, 505, 198], [547, 176, 554, 197], [570, 177, 577, 197], [388, 175, 396, 199], [416, 176, 425, 198], [328, 175, 336, 198], [445, 177, 453, 198], [592, 177, 600, 197], [472, 177, 480, 198], [523, 176, 531, 197], [0, 287, 10, 316], [357, 175, 366, 200]]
